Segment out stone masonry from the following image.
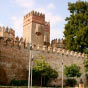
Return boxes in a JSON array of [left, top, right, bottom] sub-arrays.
[[23, 11, 50, 46], [0, 11, 87, 86]]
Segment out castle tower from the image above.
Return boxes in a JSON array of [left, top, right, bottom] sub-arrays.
[[23, 11, 50, 46]]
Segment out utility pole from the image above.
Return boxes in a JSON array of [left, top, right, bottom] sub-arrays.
[[31, 55, 33, 88], [62, 53, 64, 88], [28, 43, 32, 88]]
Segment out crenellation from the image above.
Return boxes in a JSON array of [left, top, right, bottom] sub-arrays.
[[9, 28, 15, 34], [51, 38, 65, 49], [61, 49, 65, 54], [74, 52, 78, 57], [57, 48, 62, 54], [78, 52, 82, 57], [15, 36, 19, 41], [2, 26, 5, 32], [19, 41, 25, 49], [0, 36, 86, 58], [25, 43, 29, 49], [31, 10, 34, 15], [14, 41, 19, 48], [42, 45, 47, 51], [24, 11, 45, 20], [0, 26, 1, 31], [5, 27, 9, 32], [70, 51, 74, 56], [34, 11, 37, 16], [82, 53, 85, 58], [48, 46, 52, 52], [0, 37, 28, 49], [66, 50, 70, 56], [0, 26, 15, 40], [20, 37, 23, 42], [53, 47, 57, 53], [36, 44, 40, 50]]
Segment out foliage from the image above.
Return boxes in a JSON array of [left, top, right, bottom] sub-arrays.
[[65, 78, 77, 87], [64, 1, 88, 53], [10, 79, 28, 86], [64, 64, 81, 86], [64, 64, 81, 78], [33, 55, 58, 86], [84, 55, 88, 77]]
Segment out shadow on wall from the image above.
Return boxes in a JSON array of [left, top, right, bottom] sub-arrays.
[[0, 67, 8, 85]]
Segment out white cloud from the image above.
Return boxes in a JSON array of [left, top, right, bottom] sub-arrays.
[[47, 3, 55, 9], [50, 29, 64, 41], [46, 13, 64, 25], [11, 0, 65, 39], [11, 16, 23, 37], [14, 0, 35, 9], [36, 8, 64, 25]]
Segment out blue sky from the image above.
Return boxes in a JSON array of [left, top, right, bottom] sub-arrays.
[[0, 0, 84, 41]]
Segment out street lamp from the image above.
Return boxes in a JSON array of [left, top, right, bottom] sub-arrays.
[[61, 53, 64, 88], [28, 43, 32, 88], [31, 55, 34, 88]]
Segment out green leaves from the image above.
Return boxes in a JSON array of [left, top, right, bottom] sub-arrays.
[[33, 55, 58, 86], [64, 1, 88, 53], [84, 56, 88, 76], [64, 64, 81, 78], [64, 64, 81, 87]]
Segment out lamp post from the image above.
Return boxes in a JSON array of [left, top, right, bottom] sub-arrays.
[[28, 43, 32, 88], [31, 55, 34, 88], [61, 53, 64, 88]]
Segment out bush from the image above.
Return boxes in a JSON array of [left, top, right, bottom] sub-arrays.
[[65, 78, 77, 87], [10, 79, 28, 86]]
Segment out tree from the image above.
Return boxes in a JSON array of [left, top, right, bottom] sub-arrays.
[[33, 55, 58, 86], [84, 55, 88, 78], [64, 64, 81, 86], [64, 1, 88, 53]]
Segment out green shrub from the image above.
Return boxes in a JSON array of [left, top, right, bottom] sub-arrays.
[[33, 55, 58, 86], [10, 79, 28, 86], [65, 78, 77, 87]]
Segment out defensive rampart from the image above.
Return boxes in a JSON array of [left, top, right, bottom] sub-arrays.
[[0, 37, 87, 85]]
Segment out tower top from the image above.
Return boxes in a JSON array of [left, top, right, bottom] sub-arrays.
[[24, 10, 45, 19]]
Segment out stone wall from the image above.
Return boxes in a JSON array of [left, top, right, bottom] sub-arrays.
[[0, 45, 29, 84], [0, 41, 87, 85]]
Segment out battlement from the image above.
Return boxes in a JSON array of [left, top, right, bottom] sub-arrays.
[[0, 26, 15, 39], [0, 26, 15, 33], [51, 38, 65, 48], [24, 10, 45, 19], [33, 45, 87, 58], [51, 38, 65, 44], [0, 36, 86, 58], [0, 36, 29, 49]]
